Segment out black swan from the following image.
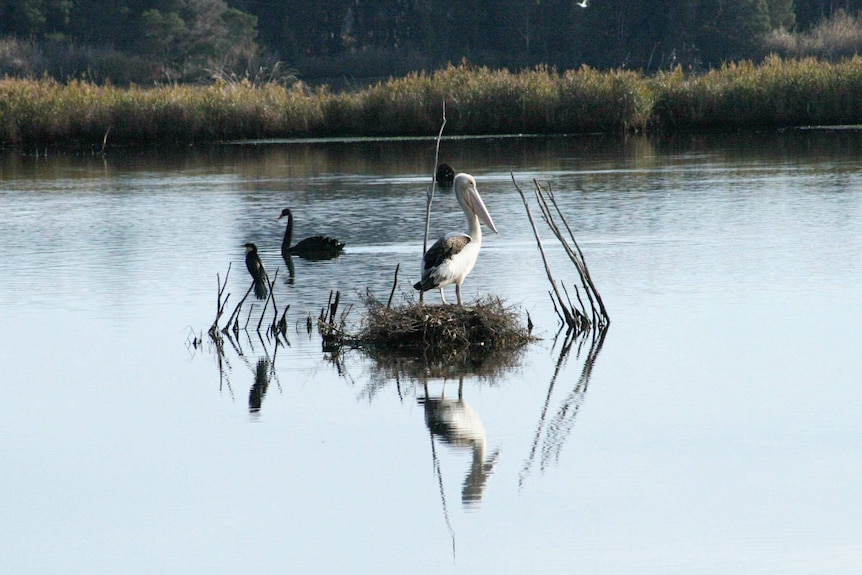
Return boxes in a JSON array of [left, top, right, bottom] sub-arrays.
[[278, 208, 345, 260]]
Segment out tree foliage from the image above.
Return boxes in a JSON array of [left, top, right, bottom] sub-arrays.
[[0, 0, 861, 82]]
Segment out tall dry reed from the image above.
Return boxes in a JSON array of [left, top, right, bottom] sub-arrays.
[[2, 58, 862, 147]]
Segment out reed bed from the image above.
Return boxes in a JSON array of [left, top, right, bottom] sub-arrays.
[[651, 55, 862, 128], [0, 77, 326, 146], [3, 57, 862, 147]]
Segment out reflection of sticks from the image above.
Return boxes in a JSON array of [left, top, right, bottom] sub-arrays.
[[540, 327, 607, 469], [215, 338, 234, 399], [420, 102, 447, 305], [519, 326, 607, 485], [518, 332, 573, 488]]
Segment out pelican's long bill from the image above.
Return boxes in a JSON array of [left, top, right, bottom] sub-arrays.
[[458, 178, 498, 234]]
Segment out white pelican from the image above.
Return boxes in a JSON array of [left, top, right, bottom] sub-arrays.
[[414, 173, 498, 305]]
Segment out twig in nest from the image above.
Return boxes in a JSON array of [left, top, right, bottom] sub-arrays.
[[387, 263, 400, 309]]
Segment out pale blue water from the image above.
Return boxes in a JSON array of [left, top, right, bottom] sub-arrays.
[[1, 132, 861, 574]]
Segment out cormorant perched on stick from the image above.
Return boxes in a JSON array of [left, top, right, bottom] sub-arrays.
[[244, 243, 269, 300]]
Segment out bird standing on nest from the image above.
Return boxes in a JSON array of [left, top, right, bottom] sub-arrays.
[[278, 208, 345, 260], [244, 243, 269, 300], [414, 173, 498, 306]]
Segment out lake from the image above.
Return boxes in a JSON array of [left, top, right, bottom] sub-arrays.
[[2, 131, 861, 574]]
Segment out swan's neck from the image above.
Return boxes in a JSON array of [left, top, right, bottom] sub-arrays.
[[282, 212, 294, 253]]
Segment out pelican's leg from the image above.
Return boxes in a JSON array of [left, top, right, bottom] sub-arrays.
[[439, 287, 447, 305], [456, 284, 463, 306]]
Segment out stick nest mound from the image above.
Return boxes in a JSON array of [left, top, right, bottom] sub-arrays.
[[358, 295, 534, 359]]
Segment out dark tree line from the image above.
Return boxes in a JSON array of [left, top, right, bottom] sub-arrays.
[[1, 0, 861, 80]]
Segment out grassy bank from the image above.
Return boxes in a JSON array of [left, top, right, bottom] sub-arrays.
[[2, 57, 862, 147]]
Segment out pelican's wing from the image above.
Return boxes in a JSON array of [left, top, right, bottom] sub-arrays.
[[424, 233, 471, 269], [415, 233, 472, 291]]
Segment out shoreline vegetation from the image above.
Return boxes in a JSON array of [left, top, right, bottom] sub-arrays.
[[3, 56, 862, 148]]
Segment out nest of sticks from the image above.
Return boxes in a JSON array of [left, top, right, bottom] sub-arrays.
[[356, 294, 535, 362]]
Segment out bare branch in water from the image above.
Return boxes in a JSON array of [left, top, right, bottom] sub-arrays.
[[512, 174, 578, 330], [420, 101, 447, 304], [512, 173, 610, 334], [536, 181, 610, 327]]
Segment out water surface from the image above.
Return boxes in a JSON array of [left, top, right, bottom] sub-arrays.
[[2, 131, 861, 574]]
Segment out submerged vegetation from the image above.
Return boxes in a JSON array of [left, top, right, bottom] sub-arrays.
[[3, 56, 862, 147]]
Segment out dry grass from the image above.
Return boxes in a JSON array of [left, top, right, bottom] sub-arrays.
[[5, 57, 862, 146], [650, 55, 862, 128]]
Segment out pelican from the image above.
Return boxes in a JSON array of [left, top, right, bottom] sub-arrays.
[[278, 208, 345, 260], [414, 173, 498, 305], [420, 381, 500, 507], [576, 0, 588, 7], [243, 243, 269, 300]]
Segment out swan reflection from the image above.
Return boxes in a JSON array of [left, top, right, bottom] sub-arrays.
[[420, 379, 500, 508]]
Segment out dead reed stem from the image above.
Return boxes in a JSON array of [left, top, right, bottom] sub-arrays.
[[512, 174, 581, 330], [420, 101, 447, 304], [537, 183, 610, 326], [209, 262, 231, 338], [512, 173, 609, 333]]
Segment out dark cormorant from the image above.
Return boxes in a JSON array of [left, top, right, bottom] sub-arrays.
[[244, 243, 269, 300]]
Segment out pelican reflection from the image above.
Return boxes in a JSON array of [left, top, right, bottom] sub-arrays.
[[420, 379, 500, 507]]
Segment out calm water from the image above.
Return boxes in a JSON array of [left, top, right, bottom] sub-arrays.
[[2, 132, 861, 574]]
